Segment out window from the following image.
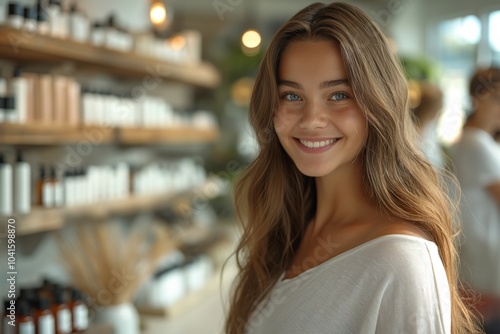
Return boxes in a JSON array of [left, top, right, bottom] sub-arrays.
[[490, 11, 500, 65], [434, 15, 481, 144]]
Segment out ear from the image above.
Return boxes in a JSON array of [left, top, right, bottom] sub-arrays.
[[470, 96, 481, 113]]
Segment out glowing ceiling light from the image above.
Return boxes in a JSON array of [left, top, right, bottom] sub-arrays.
[[150, 2, 167, 26], [241, 30, 261, 49], [461, 15, 481, 44]]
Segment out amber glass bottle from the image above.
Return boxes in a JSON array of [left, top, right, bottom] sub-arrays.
[[33, 297, 54, 334], [52, 287, 71, 334], [17, 299, 35, 334], [68, 289, 88, 333]]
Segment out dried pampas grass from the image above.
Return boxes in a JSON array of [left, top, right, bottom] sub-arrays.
[[56, 220, 177, 306]]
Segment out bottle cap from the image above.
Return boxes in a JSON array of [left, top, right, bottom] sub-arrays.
[[13, 68, 22, 78], [23, 6, 35, 20], [17, 299, 33, 317], [39, 165, 46, 178], [0, 154, 5, 164], [8, 3, 22, 16], [71, 288, 84, 302], [34, 296, 51, 311], [0, 97, 5, 109], [53, 286, 67, 304], [16, 151, 23, 163], [19, 288, 38, 306], [106, 14, 116, 28], [50, 166, 57, 178], [48, 0, 61, 6], [4, 96, 15, 110], [36, 5, 48, 22]]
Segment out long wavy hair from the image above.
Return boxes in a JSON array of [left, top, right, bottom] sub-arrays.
[[226, 2, 481, 333]]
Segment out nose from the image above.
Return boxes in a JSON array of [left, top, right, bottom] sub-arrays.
[[299, 100, 328, 129]]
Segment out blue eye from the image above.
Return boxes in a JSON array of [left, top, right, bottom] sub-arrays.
[[331, 92, 348, 101], [282, 92, 301, 101]]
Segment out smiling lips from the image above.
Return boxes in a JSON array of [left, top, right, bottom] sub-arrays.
[[298, 138, 340, 149]]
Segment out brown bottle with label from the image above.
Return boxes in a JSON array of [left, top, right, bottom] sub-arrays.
[[51, 287, 71, 334], [17, 299, 35, 334], [33, 297, 55, 334], [68, 289, 88, 333]]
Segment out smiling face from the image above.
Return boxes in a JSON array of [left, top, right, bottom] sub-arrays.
[[274, 39, 368, 178]]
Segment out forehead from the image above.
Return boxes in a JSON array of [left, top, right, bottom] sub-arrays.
[[278, 40, 346, 81]]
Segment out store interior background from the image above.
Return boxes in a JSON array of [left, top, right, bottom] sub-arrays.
[[0, 0, 499, 333]]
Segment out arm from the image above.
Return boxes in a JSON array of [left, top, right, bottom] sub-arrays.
[[486, 181, 500, 206]]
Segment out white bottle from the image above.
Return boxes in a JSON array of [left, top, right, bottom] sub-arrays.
[[14, 152, 31, 214], [23, 6, 37, 32], [40, 166, 54, 208], [36, 3, 50, 35], [7, 3, 23, 29], [4, 96, 16, 123], [51, 167, 64, 207], [69, 3, 89, 43], [0, 154, 13, 216], [47, 0, 62, 38], [9, 68, 27, 124], [0, 74, 6, 123], [64, 170, 74, 206], [0, 97, 5, 123], [0, 72, 6, 95]]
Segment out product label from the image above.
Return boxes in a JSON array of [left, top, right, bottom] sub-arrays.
[[54, 182, 63, 206], [73, 304, 89, 330], [19, 321, 35, 334], [38, 314, 55, 334], [43, 183, 55, 207], [57, 308, 72, 332]]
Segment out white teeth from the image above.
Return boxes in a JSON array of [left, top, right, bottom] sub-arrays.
[[299, 139, 336, 148]]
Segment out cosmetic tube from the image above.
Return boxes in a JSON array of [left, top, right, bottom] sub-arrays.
[[14, 152, 31, 214], [9, 68, 27, 124]]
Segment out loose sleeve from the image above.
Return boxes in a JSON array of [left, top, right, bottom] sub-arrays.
[[375, 242, 451, 334]]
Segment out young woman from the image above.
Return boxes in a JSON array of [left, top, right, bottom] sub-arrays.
[[226, 2, 481, 334]]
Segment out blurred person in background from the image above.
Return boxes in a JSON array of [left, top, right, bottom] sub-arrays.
[[410, 81, 445, 170], [450, 67, 500, 333]]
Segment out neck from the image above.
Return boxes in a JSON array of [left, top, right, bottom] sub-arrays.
[[465, 119, 495, 136], [312, 159, 380, 234]]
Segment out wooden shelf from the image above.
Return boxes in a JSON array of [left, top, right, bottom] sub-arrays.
[[0, 26, 221, 88], [0, 184, 206, 235], [136, 260, 238, 321], [118, 126, 219, 145], [0, 123, 219, 145], [0, 123, 115, 145]]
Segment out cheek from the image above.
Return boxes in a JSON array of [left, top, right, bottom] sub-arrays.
[[343, 109, 368, 140], [274, 108, 294, 134]]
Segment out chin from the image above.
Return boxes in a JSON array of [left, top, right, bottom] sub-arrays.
[[294, 163, 334, 178]]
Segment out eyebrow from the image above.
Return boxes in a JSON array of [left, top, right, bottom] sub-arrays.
[[278, 79, 349, 89]]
